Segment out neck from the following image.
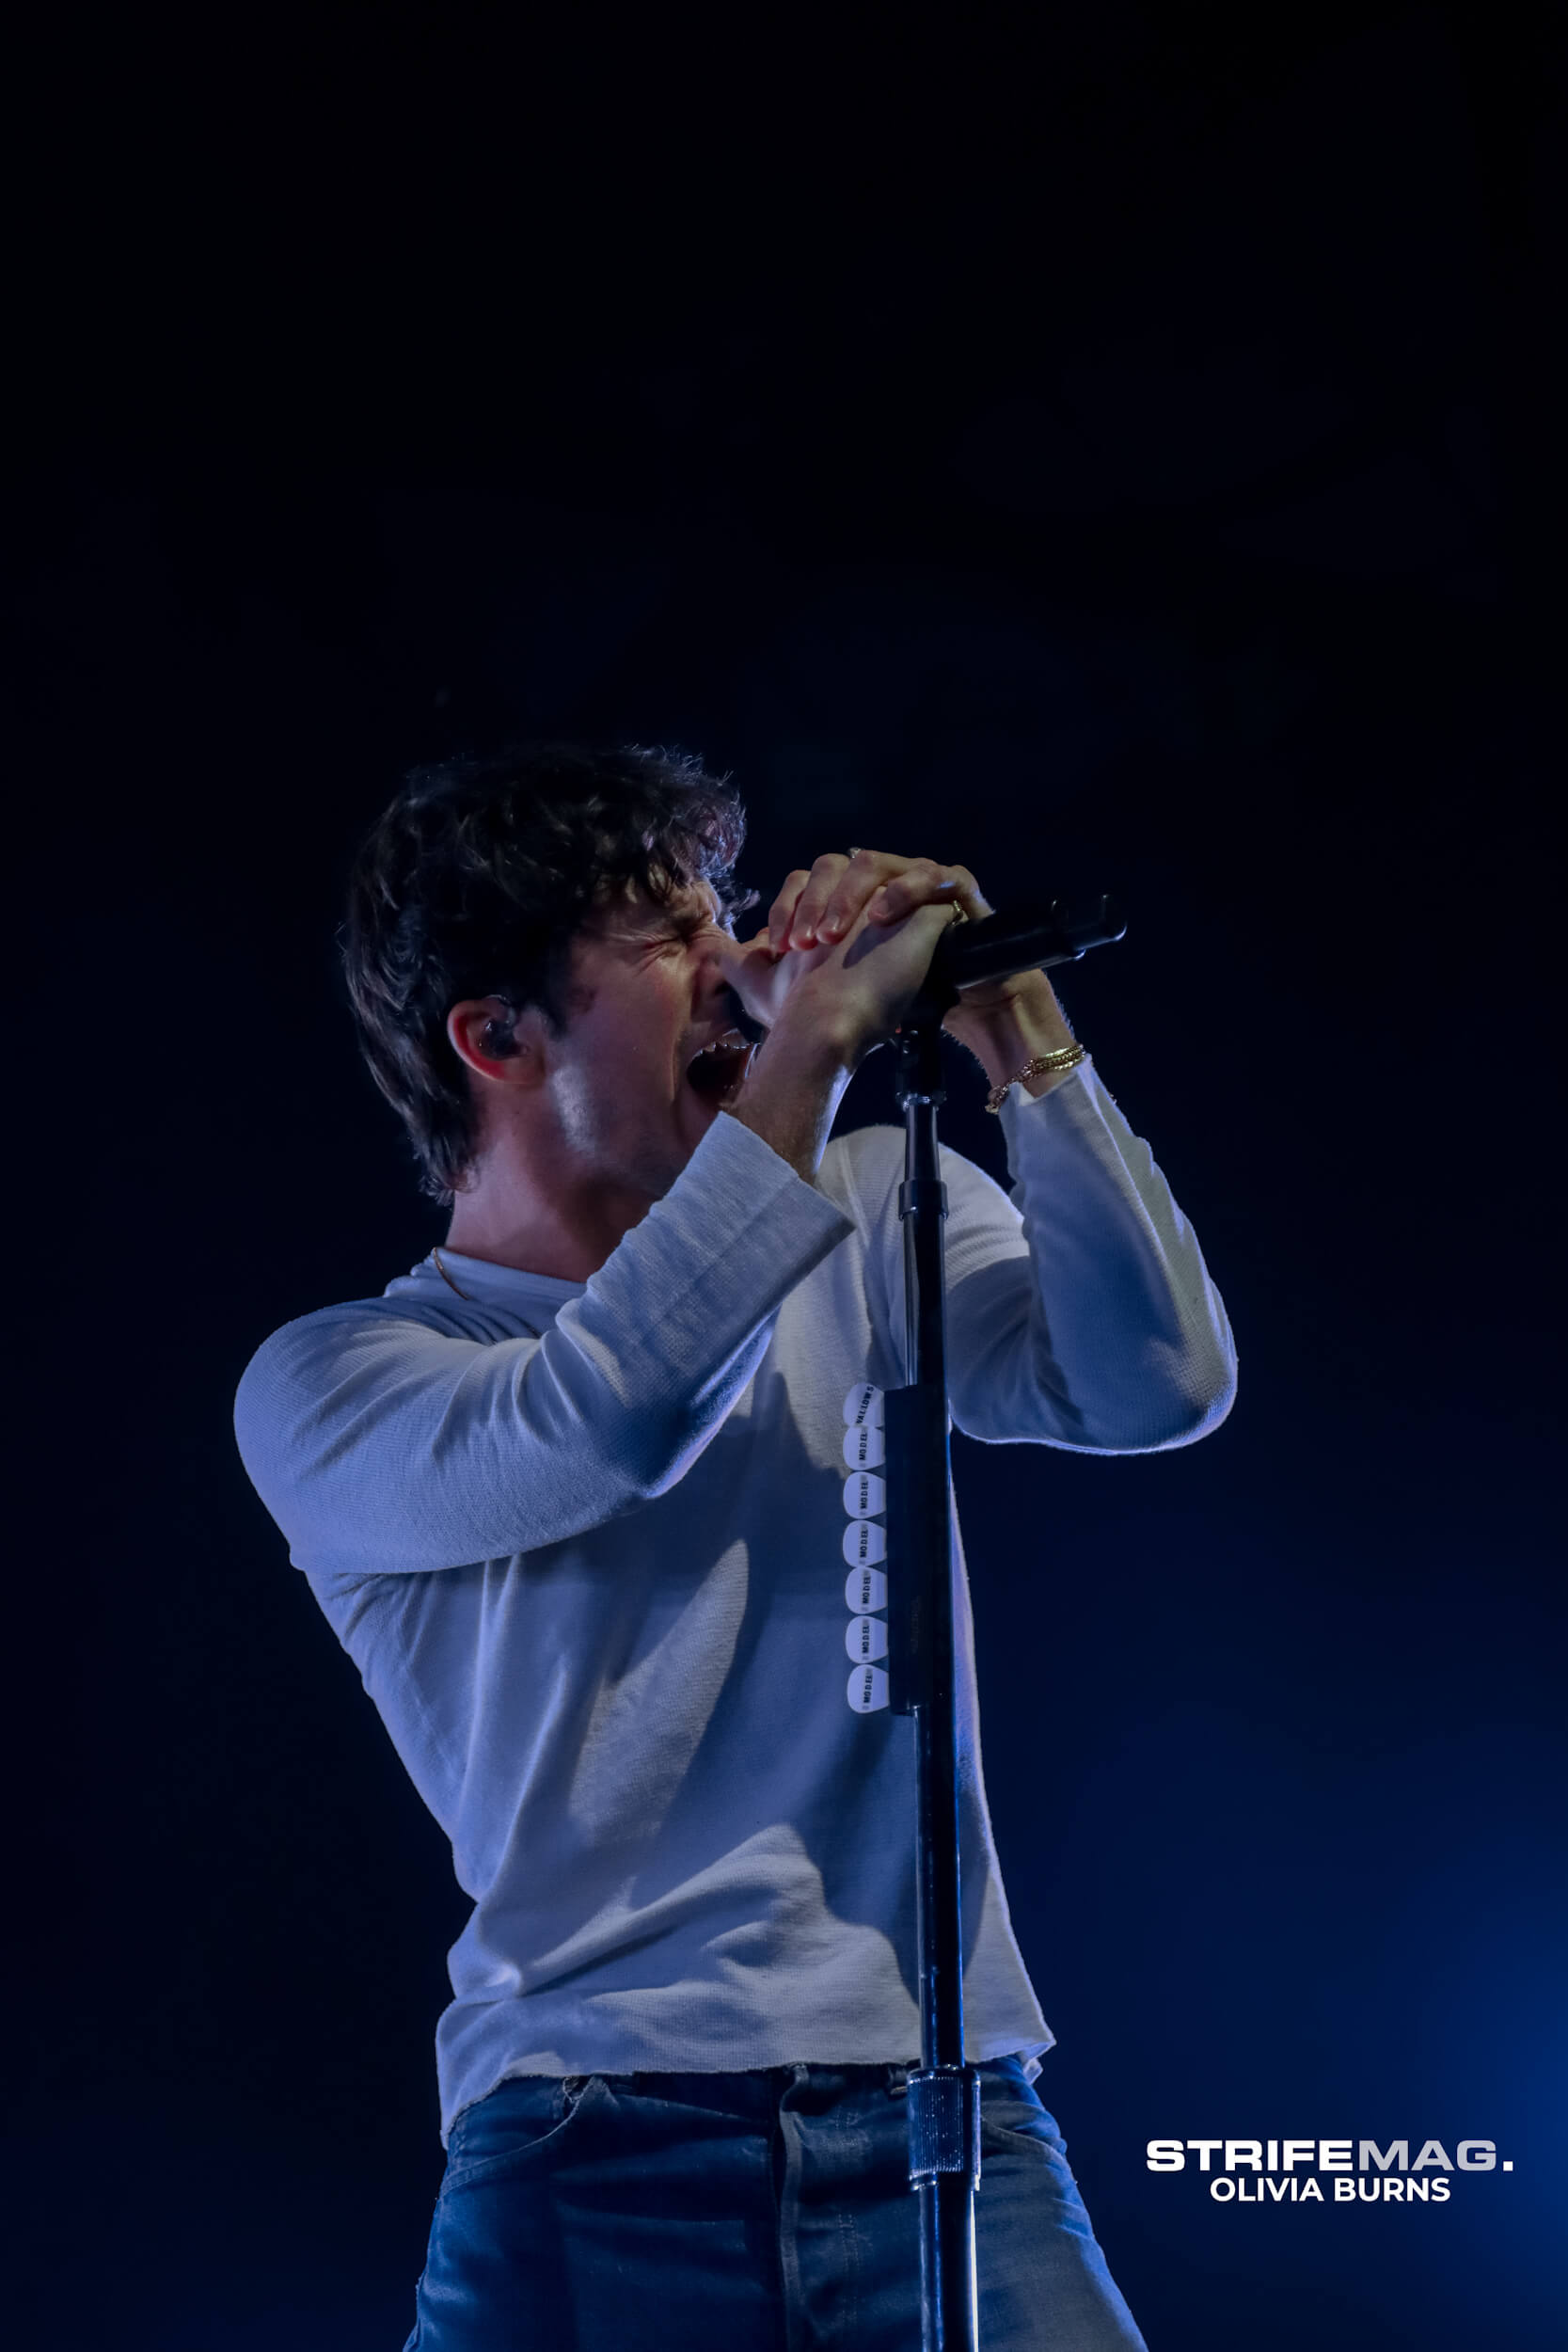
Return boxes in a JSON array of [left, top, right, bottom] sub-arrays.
[[443, 1135, 658, 1282]]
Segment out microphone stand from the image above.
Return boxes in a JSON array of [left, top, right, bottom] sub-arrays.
[[882, 897, 1124, 2352]]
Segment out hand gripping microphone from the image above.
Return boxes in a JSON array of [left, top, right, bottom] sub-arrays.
[[723, 893, 1126, 1042], [911, 893, 1126, 1019]]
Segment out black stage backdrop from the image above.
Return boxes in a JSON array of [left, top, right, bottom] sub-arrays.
[[5, 7, 1563, 2347]]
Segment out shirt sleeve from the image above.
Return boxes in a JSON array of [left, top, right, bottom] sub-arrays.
[[847, 1061, 1236, 1453], [233, 1114, 853, 1575]]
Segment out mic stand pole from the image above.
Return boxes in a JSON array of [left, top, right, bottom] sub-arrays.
[[855, 898, 1124, 2351], [885, 1012, 980, 2352]]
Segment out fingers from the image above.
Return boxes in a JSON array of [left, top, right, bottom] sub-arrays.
[[768, 851, 992, 951], [865, 859, 990, 927], [815, 849, 908, 944], [769, 851, 872, 950], [776, 852, 861, 949], [766, 867, 816, 953]]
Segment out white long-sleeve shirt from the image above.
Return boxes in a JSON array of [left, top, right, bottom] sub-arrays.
[[234, 1064, 1235, 2141]]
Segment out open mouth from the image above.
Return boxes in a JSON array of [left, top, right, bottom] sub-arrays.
[[685, 1030, 754, 1106]]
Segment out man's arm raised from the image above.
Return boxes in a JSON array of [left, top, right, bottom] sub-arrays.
[[732, 846, 1236, 1454], [718, 855, 970, 1180]]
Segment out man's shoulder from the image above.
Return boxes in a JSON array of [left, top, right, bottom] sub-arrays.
[[235, 1287, 483, 1417]]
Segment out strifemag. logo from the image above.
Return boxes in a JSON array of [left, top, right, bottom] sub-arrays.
[[1146, 2137, 1515, 2203]]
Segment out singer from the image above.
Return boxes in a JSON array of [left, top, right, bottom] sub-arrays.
[[234, 743, 1235, 2349]]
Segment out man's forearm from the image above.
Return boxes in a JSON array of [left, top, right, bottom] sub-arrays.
[[725, 1020, 853, 1183], [945, 970, 1081, 1099], [732, 967, 1083, 1179]]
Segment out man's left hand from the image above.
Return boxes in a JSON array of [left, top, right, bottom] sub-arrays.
[[728, 848, 1079, 1095], [763, 849, 990, 953]]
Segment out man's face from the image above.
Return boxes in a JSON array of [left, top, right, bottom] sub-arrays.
[[541, 880, 754, 1200]]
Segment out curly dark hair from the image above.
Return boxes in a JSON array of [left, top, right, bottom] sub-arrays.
[[342, 742, 750, 1202]]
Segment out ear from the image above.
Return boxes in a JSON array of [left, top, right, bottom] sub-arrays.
[[446, 996, 550, 1088]]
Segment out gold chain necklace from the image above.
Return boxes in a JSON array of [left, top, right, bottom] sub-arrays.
[[431, 1247, 473, 1301]]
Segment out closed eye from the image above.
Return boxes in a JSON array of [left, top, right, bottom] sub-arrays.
[[605, 898, 731, 961], [666, 911, 732, 948]]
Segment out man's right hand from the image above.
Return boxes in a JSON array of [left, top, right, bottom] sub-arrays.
[[721, 850, 977, 1060], [714, 851, 969, 1180], [721, 903, 955, 1068]]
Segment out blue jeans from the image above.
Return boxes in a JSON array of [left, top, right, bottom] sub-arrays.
[[403, 2058, 1147, 2349]]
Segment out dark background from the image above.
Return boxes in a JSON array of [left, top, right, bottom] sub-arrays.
[[5, 4, 1563, 2346]]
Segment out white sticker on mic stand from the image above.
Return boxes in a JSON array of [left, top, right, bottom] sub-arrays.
[[843, 1471, 886, 1519], [843, 1518, 887, 1569], [847, 1663, 891, 1713], [843, 1383, 884, 1429], [845, 1613, 889, 1662], [843, 1422, 886, 1470], [845, 1564, 888, 1613]]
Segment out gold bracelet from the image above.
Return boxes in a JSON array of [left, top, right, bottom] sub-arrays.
[[985, 1041, 1087, 1113]]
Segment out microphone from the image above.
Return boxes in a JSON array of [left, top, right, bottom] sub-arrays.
[[721, 894, 1127, 1043], [915, 894, 1126, 1016]]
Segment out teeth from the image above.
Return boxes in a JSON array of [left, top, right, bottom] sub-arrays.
[[687, 1031, 752, 1097]]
